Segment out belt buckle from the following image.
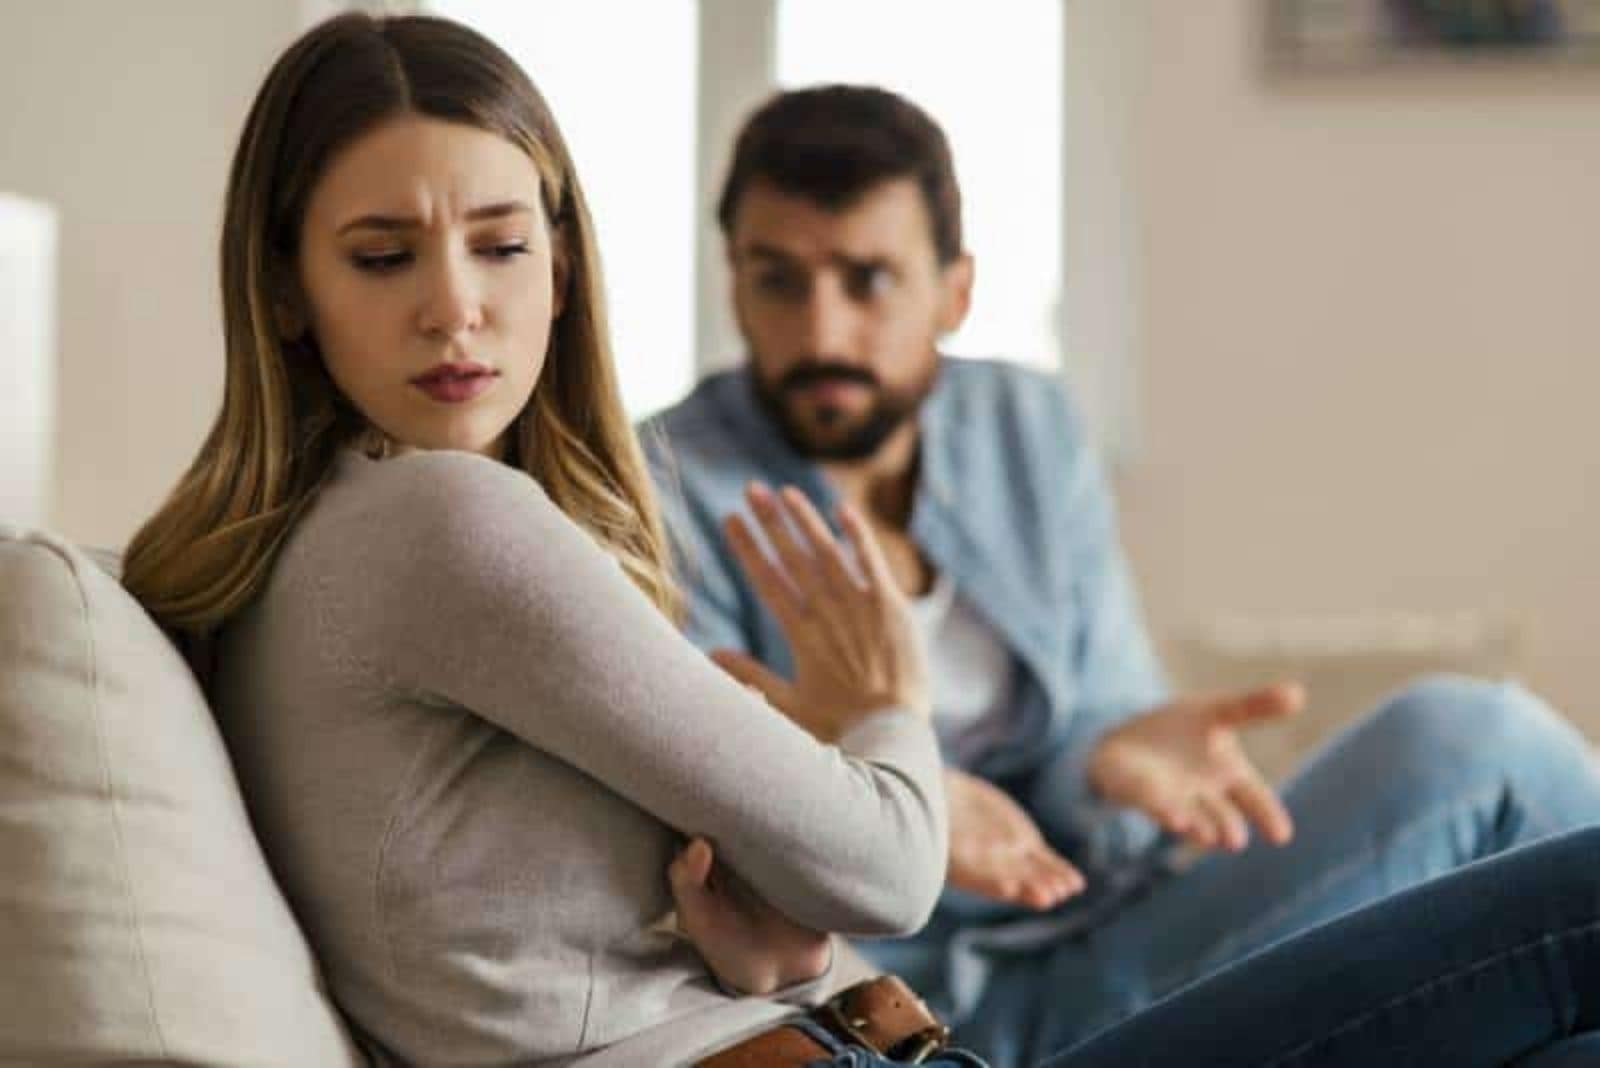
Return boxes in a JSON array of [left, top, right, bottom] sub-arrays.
[[888, 1026, 952, 1064], [818, 999, 878, 1051], [818, 1002, 950, 1064]]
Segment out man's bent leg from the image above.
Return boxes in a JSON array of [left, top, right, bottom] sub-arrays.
[[1040, 826, 1600, 1067], [960, 675, 1600, 1065]]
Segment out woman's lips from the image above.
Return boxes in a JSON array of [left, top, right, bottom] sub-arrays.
[[411, 364, 499, 404]]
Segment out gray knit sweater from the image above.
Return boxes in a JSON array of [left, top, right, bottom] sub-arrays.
[[211, 448, 947, 1067]]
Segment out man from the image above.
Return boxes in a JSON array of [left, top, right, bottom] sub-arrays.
[[641, 85, 1600, 1065]]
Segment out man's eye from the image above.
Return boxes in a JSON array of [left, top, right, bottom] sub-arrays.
[[754, 271, 805, 299], [848, 266, 893, 301], [350, 250, 411, 272]]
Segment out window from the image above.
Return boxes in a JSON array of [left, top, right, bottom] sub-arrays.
[[775, 0, 1064, 370], [425, 1, 698, 418], [417, 1, 1103, 427]]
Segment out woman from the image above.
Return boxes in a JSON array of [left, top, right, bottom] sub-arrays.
[[125, 12, 1600, 1067], [125, 11, 947, 1066]]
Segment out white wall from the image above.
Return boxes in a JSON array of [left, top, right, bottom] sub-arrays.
[[1112, 0, 1600, 728], [0, 1, 304, 548], [0, 193, 56, 528]]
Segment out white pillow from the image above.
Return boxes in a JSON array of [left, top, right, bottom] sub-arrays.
[[0, 525, 364, 1066]]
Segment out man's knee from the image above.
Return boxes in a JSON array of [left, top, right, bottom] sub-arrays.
[[1361, 673, 1575, 767]]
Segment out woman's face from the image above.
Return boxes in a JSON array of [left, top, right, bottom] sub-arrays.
[[295, 114, 564, 459]]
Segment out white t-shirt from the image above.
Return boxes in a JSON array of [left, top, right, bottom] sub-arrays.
[[907, 570, 1018, 766]]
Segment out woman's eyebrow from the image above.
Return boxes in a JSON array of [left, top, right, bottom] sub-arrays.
[[336, 200, 534, 235]]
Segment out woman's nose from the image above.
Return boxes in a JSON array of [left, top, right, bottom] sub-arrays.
[[418, 251, 484, 338]]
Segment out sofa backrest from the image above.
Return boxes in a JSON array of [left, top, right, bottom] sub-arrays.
[[0, 525, 363, 1066]]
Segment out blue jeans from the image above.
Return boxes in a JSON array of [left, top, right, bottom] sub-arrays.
[[809, 825, 1600, 1066], [1047, 824, 1600, 1066], [816, 676, 1600, 1066]]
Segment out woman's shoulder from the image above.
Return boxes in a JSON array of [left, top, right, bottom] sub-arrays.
[[330, 447, 561, 533], [289, 448, 567, 583], [281, 447, 632, 676], [341, 446, 546, 506]]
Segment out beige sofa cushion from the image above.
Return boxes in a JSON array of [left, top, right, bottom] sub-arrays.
[[0, 525, 362, 1066]]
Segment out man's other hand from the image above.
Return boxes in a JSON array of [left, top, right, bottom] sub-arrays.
[[946, 769, 1085, 910], [1088, 683, 1305, 853]]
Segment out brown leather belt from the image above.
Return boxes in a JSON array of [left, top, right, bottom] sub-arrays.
[[696, 974, 950, 1067]]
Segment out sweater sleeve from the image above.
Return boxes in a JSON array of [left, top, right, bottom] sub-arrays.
[[335, 450, 947, 937]]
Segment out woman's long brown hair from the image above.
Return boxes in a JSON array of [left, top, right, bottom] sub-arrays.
[[124, 13, 681, 635]]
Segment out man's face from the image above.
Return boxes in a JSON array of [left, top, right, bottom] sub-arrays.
[[727, 177, 972, 461]]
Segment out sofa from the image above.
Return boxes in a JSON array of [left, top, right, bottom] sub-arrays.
[[0, 524, 363, 1066]]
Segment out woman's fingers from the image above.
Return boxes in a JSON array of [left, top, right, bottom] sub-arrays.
[[709, 649, 797, 713], [670, 837, 714, 895], [780, 486, 865, 594], [745, 483, 818, 596], [723, 486, 927, 731], [738, 484, 870, 641], [836, 501, 899, 598], [724, 513, 804, 626]]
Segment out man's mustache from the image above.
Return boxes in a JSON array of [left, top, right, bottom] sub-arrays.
[[780, 364, 879, 393]]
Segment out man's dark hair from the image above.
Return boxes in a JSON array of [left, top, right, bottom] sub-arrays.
[[716, 84, 964, 265]]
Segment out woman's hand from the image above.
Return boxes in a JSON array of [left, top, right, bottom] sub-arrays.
[[711, 482, 929, 741], [668, 837, 833, 996]]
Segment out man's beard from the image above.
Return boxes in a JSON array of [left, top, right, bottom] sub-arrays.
[[752, 359, 939, 462]]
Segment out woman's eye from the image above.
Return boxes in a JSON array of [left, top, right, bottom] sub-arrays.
[[479, 242, 531, 261], [350, 250, 411, 272], [349, 241, 528, 272]]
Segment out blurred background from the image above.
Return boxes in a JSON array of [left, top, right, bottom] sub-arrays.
[[1, 0, 1596, 756]]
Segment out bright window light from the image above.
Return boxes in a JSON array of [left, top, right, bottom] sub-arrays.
[[426, 1, 698, 418], [777, 0, 1064, 370]]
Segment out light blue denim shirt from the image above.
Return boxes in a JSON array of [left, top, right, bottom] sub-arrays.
[[641, 357, 1174, 1014]]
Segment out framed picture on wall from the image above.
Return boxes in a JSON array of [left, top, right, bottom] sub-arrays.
[[1268, 0, 1600, 69]]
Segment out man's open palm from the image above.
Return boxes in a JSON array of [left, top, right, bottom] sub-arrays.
[[946, 769, 1085, 910], [1088, 683, 1305, 853]]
